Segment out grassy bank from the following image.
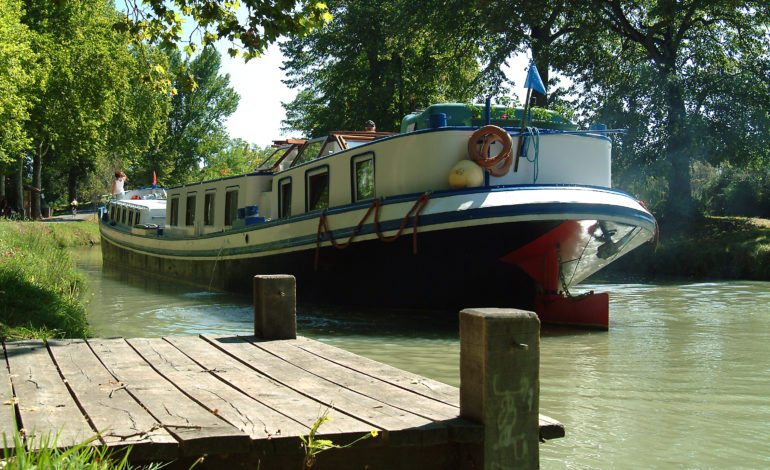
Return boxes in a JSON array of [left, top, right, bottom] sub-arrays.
[[0, 218, 99, 340], [602, 216, 770, 281]]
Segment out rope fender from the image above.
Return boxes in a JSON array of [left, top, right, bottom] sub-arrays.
[[315, 193, 431, 271], [467, 125, 513, 177]]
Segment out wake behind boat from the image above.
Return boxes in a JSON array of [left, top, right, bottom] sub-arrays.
[[100, 103, 657, 328]]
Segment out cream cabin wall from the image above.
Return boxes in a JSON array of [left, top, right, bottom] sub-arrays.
[[266, 129, 613, 221], [490, 134, 611, 187], [166, 174, 273, 235]]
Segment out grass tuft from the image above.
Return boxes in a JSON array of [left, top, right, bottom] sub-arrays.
[[1, 428, 163, 470]]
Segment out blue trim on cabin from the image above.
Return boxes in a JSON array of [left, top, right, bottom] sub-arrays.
[[349, 151, 376, 204], [304, 164, 330, 213], [101, 184, 655, 259], [112, 184, 649, 240], [101, 200, 653, 259]]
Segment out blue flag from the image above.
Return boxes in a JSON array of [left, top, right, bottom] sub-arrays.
[[524, 62, 546, 95]]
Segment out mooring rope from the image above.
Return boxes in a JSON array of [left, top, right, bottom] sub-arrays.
[[208, 239, 227, 291], [521, 126, 541, 182], [315, 193, 431, 270]]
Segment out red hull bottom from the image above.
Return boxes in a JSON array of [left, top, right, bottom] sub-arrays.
[[534, 292, 609, 330]]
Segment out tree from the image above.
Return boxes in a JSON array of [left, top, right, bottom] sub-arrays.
[[0, 0, 35, 167], [0, 0, 36, 212], [119, 0, 331, 61], [573, 0, 770, 222], [139, 46, 239, 186], [21, 0, 171, 216], [198, 138, 273, 181], [280, 0, 486, 136]]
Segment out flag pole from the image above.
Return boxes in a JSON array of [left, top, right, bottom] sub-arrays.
[[514, 87, 533, 172]]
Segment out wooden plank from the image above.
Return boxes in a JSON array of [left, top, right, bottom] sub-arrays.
[[293, 336, 460, 405], [202, 335, 444, 445], [126, 337, 308, 445], [87, 338, 249, 457], [47, 339, 178, 460], [0, 343, 19, 442], [165, 336, 370, 435], [254, 338, 459, 421], [4, 340, 95, 449], [294, 337, 563, 441]]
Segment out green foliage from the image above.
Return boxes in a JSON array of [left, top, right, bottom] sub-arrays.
[[0, 0, 35, 166], [0, 220, 95, 340], [299, 407, 377, 468], [692, 162, 770, 218], [1, 428, 164, 470], [118, 0, 331, 61], [604, 216, 770, 281], [19, 0, 171, 211], [197, 139, 273, 181], [138, 47, 239, 186], [567, 0, 770, 221], [281, 0, 486, 136]]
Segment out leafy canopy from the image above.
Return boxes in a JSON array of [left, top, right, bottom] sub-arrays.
[[118, 0, 332, 61], [281, 0, 486, 136]]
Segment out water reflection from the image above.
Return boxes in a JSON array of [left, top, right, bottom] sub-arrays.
[[74, 247, 770, 469]]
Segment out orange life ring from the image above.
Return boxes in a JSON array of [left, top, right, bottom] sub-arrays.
[[467, 125, 513, 176]]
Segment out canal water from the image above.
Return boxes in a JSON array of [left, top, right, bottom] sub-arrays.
[[74, 246, 770, 469]]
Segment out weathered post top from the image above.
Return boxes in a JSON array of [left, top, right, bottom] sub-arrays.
[[253, 274, 297, 340], [460, 308, 540, 470]]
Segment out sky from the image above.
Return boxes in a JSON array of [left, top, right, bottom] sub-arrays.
[[217, 42, 295, 148], [216, 42, 537, 149]]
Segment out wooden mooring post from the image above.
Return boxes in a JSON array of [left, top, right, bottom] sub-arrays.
[[253, 274, 297, 340], [460, 308, 540, 469]]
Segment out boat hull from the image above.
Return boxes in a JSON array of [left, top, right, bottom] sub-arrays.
[[101, 185, 656, 315]]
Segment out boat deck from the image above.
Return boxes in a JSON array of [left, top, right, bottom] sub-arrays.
[[1, 334, 563, 467]]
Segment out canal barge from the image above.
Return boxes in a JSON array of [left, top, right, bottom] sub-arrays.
[[100, 103, 658, 328]]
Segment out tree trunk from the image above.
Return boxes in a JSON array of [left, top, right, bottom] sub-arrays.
[[0, 172, 5, 198], [15, 155, 24, 216], [31, 143, 42, 219], [68, 169, 78, 203], [663, 76, 694, 224]]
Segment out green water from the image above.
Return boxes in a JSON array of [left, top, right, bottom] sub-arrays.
[[75, 246, 770, 468]]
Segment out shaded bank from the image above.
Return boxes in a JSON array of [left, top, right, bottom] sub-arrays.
[[0, 217, 99, 340], [600, 216, 770, 281]]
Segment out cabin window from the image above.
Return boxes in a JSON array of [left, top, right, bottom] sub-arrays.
[[170, 197, 179, 226], [121, 207, 127, 225], [307, 167, 329, 212], [204, 192, 215, 225], [224, 189, 238, 225], [186, 194, 196, 226], [279, 178, 292, 218], [134, 211, 141, 226], [294, 138, 324, 166], [110, 205, 116, 222], [353, 155, 375, 201], [257, 146, 292, 170], [128, 211, 134, 226]]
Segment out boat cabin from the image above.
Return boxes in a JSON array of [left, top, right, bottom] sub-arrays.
[[104, 103, 610, 238]]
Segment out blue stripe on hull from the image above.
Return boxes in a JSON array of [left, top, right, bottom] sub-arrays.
[[101, 200, 652, 260]]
